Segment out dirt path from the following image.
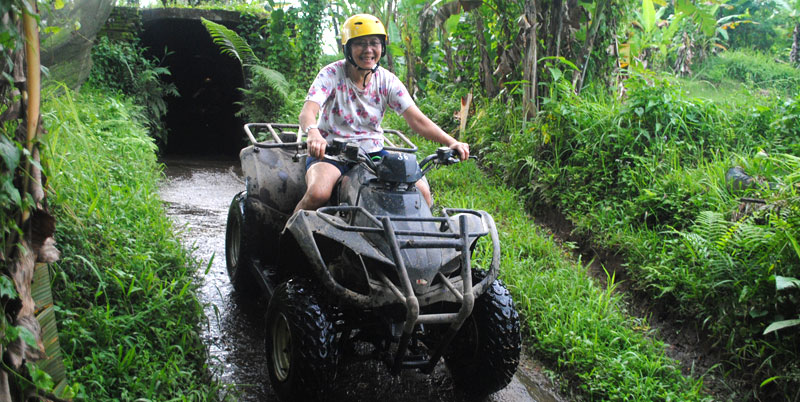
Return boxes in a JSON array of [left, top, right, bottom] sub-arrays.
[[158, 156, 566, 401]]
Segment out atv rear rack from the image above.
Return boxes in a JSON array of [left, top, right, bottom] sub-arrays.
[[312, 205, 501, 373], [243, 123, 420, 154]]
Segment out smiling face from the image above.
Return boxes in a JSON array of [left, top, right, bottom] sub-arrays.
[[348, 35, 383, 70]]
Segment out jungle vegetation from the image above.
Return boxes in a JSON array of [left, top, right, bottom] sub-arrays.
[[2, 0, 800, 400]]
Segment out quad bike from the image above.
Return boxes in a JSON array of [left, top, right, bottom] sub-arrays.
[[225, 123, 521, 401]]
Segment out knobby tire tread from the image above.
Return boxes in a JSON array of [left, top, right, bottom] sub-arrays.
[[445, 271, 521, 398], [225, 191, 257, 293], [266, 279, 338, 402]]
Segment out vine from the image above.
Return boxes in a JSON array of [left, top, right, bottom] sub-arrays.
[[296, 0, 324, 87], [1, 1, 73, 400]]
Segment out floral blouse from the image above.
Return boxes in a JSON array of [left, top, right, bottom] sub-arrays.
[[305, 60, 414, 153]]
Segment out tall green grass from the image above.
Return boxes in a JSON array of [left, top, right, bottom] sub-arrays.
[[41, 85, 221, 400], [446, 70, 800, 399]]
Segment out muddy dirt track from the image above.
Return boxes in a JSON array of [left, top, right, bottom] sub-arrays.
[[159, 157, 565, 402]]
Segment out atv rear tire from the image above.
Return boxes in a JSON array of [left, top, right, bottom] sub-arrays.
[[225, 191, 256, 293], [444, 272, 521, 398], [265, 279, 338, 402]]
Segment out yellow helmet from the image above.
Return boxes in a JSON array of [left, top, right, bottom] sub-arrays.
[[341, 14, 387, 45], [341, 14, 387, 69]]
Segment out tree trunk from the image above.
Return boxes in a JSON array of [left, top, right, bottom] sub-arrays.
[[404, 47, 417, 98], [792, 23, 799, 67], [523, 0, 538, 118], [435, 1, 461, 80], [544, 0, 561, 59], [572, 0, 607, 94], [554, 0, 564, 59], [330, 6, 340, 51], [384, 0, 395, 72], [473, 11, 497, 97], [2, 3, 62, 400], [402, 22, 417, 97], [416, 1, 436, 92], [419, 1, 435, 58], [442, 37, 456, 79]]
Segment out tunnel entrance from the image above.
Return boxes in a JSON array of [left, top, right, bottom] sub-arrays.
[[141, 17, 246, 157]]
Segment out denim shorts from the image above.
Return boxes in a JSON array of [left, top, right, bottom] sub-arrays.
[[306, 149, 389, 175]]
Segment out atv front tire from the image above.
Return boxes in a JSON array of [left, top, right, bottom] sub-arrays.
[[225, 191, 256, 293], [265, 279, 338, 402], [445, 272, 521, 398]]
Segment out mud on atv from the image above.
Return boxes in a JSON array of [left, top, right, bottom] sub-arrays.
[[225, 123, 521, 401]]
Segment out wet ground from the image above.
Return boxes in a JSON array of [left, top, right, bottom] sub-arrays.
[[158, 156, 565, 402]]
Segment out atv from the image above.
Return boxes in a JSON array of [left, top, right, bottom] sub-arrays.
[[225, 123, 521, 401]]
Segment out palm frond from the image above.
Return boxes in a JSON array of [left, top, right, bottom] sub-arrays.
[[200, 17, 258, 66]]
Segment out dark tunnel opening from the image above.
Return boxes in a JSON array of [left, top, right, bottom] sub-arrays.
[[140, 18, 246, 158]]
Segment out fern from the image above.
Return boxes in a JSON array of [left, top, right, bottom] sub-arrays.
[[249, 65, 289, 97], [200, 17, 258, 66], [236, 65, 290, 123], [200, 18, 292, 123]]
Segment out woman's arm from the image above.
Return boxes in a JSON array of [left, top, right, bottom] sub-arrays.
[[401, 104, 470, 160]]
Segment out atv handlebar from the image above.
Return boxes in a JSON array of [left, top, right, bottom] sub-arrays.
[[243, 123, 474, 180], [419, 147, 477, 176]]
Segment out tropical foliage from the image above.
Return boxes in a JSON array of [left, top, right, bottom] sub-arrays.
[[2, 0, 77, 399], [86, 36, 178, 144], [230, 0, 800, 398], [200, 17, 290, 123], [42, 86, 220, 400], [452, 72, 800, 399], [7, 0, 800, 400]]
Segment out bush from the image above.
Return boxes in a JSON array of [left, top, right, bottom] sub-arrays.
[[86, 36, 178, 143], [421, 139, 709, 401], [639, 154, 800, 396], [456, 73, 800, 399], [695, 50, 800, 94], [236, 64, 289, 123]]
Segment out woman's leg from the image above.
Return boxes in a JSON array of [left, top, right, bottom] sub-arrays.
[[294, 162, 342, 213], [416, 176, 432, 207]]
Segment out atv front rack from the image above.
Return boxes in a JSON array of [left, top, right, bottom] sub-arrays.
[[305, 205, 502, 373]]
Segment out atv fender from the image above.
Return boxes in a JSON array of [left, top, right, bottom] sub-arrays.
[[279, 210, 398, 306], [240, 144, 306, 214]]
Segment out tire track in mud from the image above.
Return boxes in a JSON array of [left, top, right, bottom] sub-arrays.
[[159, 156, 564, 402]]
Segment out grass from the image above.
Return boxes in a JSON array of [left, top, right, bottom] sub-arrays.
[[693, 49, 800, 95], [41, 85, 223, 400], [429, 67, 800, 400], [675, 77, 747, 104]]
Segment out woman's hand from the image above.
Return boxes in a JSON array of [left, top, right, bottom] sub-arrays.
[[449, 141, 470, 161], [299, 101, 325, 158], [306, 131, 327, 159]]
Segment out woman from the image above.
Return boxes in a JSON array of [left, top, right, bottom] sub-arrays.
[[294, 13, 469, 213]]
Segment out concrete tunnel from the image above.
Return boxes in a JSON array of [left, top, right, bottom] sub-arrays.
[[139, 10, 248, 157]]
